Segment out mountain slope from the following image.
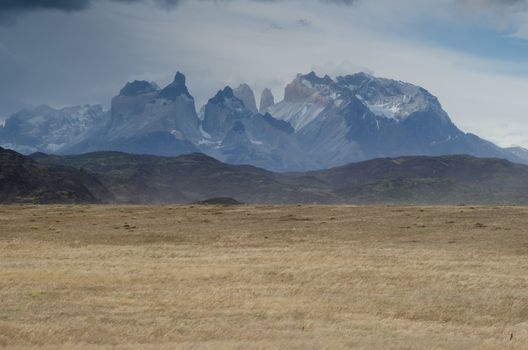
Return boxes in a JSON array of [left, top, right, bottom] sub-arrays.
[[64, 72, 202, 157], [0, 147, 113, 204], [0, 104, 106, 154], [199, 87, 316, 171], [266, 72, 523, 168], [506, 147, 528, 163], [31, 151, 331, 204], [309, 155, 528, 204], [32, 151, 528, 205]]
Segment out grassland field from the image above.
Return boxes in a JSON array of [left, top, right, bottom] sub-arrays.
[[1, 205, 528, 349]]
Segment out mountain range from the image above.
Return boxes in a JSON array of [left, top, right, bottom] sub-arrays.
[[1, 70, 527, 171]]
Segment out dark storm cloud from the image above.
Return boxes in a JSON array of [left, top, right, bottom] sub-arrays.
[[0, 0, 188, 12], [0, 0, 357, 16], [251, 0, 358, 3], [0, 1, 90, 13], [0, 0, 185, 24], [3, 0, 526, 18]]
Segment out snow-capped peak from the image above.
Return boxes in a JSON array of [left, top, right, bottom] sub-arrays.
[[337, 73, 445, 121]]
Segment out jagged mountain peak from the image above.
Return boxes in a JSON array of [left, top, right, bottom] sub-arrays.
[[284, 72, 340, 104], [233, 84, 258, 114], [259, 88, 275, 112], [174, 71, 186, 85], [335, 72, 373, 90], [158, 71, 192, 101], [201, 86, 253, 140], [302, 71, 334, 86], [208, 86, 250, 112], [279, 71, 447, 123], [210, 86, 235, 102], [337, 74, 446, 121]]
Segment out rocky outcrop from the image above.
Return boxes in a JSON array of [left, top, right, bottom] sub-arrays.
[[233, 84, 258, 114], [259, 88, 275, 113]]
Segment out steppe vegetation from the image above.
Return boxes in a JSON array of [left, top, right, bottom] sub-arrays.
[[1, 205, 528, 349]]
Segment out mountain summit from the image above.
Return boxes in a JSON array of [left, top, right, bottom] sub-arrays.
[[158, 72, 193, 100], [267, 71, 517, 168]]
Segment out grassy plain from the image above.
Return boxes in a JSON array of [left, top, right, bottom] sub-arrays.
[[1, 205, 528, 349]]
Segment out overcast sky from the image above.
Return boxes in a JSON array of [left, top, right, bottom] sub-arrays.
[[0, 0, 527, 147]]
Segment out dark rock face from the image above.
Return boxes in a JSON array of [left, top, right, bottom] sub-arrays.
[[0, 147, 113, 204], [261, 113, 294, 135], [158, 72, 192, 100]]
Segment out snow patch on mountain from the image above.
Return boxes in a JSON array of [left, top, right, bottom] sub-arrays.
[[267, 102, 326, 131], [47, 143, 67, 152], [0, 104, 106, 154], [356, 95, 402, 120], [199, 125, 212, 139]]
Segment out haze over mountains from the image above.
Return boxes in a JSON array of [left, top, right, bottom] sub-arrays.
[[1, 70, 527, 172]]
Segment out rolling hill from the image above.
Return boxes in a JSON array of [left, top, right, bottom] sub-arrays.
[[0, 147, 113, 204], [30, 151, 528, 205]]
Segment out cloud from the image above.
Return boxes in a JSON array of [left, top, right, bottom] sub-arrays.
[[0, 0, 358, 16], [455, 0, 528, 35], [463, 0, 526, 6], [0, 0, 360, 25], [460, 0, 528, 12], [0, 0, 184, 24], [0, 0, 93, 13]]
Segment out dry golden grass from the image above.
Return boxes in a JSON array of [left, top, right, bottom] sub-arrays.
[[1, 205, 528, 349]]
